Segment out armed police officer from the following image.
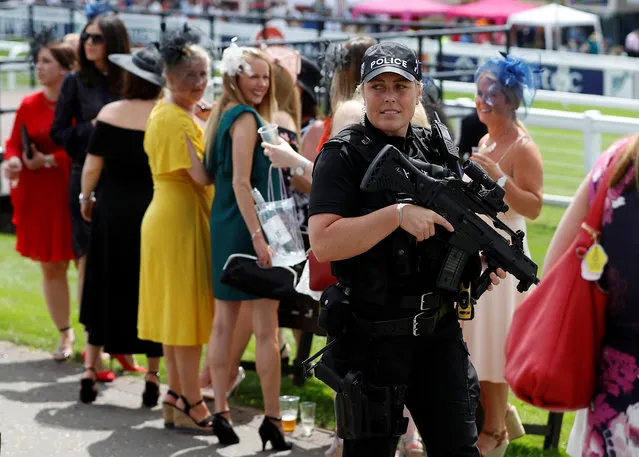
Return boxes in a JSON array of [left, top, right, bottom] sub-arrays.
[[308, 42, 506, 457]]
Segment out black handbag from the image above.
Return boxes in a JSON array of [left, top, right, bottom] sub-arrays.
[[278, 293, 325, 335], [220, 254, 299, 300]]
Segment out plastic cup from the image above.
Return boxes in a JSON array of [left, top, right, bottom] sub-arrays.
[[279, 395, 299, 433], [300, 401, 316, 437], [258, 123, 280, 145]]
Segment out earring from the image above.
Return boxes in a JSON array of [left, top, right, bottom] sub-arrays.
[[360, 105, 366, 125]]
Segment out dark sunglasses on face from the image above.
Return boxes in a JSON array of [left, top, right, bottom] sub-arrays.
[[81, 32, 105, 44]]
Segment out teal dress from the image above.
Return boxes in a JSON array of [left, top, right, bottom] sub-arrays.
[[207, 104, 281, 301]]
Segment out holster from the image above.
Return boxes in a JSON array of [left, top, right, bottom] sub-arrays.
[[318, 284, 353, 337], [334, 370, 408, 440]]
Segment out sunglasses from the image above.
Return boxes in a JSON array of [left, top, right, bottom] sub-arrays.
[[81, 32, 105, 44]]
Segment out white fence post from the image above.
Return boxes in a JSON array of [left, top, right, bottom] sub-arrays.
[[582, 110, 602, 175]]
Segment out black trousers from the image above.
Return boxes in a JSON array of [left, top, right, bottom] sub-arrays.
[[326, 319, 480, 457]]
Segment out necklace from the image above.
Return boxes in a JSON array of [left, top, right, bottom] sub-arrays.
[[480, 125, 513, 154]]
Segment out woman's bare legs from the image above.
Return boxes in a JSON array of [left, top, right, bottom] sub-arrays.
[[81, 343, 102, 394], [208, 299, 241, 417], [162, 345, 181, 405], [173, 345, 211, 421], [228, 302, 253, 373], [147, 356, 161, 378], [251, 298, 282, 423], [201, 303, 252, 391], [398, 408, 424, 456], [41, 260, 73, 354], [477, 381, 509, 455]]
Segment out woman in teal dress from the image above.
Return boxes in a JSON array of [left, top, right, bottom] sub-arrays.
[[204, 45, 291, 451]]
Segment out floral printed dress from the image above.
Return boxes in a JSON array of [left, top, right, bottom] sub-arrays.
[[582, 137, 639, 457]]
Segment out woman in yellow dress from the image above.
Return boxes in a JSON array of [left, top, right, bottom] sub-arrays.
[[138, 31, 215, 432]]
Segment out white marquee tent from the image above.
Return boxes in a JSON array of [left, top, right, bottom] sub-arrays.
[[506, 3, 603, 51]]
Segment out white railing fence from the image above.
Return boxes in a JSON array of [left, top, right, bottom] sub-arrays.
[[0, 40, 30, 90], [444, 97, 639, 207], [442, 80, 639, 112]]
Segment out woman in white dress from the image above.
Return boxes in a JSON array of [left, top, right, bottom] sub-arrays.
[[463, 54, 543, 457]]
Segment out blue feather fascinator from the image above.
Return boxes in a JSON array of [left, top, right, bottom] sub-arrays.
[[474, 52, 542, 111]]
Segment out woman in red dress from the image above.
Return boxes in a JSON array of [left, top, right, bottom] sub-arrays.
[[1, 41, 77, 361]]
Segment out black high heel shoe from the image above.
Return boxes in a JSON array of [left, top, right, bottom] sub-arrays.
[[142, 371, 160, 408], [258, 416, 292, 452], [212, 410, 240, 445], [79, 367, 98, 404]]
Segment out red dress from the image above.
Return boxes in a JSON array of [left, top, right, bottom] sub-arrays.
[[4, 91, 75, 262]]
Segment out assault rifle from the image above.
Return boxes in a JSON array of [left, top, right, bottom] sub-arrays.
[[360, 144, 539, 303]]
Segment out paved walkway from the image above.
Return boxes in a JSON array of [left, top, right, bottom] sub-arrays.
[[0, 341, 334, 457]]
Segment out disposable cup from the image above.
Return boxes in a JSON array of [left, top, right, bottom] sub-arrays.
[[258, 123, 280, 145]]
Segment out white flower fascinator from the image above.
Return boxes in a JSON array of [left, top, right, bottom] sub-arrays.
[[220, 38, 253, 77]]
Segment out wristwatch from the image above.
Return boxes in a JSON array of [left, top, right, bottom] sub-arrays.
[[497, 174, 508, 188], [293, 160, 308, 177], [43, 155, 53, 169]]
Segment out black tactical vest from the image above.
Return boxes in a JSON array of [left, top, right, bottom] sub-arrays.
[[324, 124, 452, 306]]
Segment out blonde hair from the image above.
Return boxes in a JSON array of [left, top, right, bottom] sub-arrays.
[[610, 135, 639, 189], [205, 49, 275, 163], [273, 63, 301, 143], [476, 72, 529, 135]]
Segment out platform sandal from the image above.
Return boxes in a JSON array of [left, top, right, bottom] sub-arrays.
[[173, 397, 214, 434], [162, 390, 180, 429]]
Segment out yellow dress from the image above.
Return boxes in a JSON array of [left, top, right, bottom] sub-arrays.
[[138, 102, 214, 346]]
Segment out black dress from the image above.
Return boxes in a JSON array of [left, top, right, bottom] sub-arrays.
[[50, 72, 119, 258], [79, 122, 162, 357]]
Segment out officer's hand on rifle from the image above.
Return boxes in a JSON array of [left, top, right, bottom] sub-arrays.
[[397, 203, 454, 242], [487, 268, 507, 290]]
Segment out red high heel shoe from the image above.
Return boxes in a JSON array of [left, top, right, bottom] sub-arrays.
[[81, 350, 116, 382], [111, 354, 147, 374]]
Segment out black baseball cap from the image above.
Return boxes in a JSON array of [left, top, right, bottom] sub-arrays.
[[360, 41, 422, 83]]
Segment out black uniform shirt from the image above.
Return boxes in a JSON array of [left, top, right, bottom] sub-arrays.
[[309, 116, 418, 219]]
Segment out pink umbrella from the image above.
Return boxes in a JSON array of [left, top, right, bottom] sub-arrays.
[[352, 0, 452, 21], [446, 0, 536, 24]]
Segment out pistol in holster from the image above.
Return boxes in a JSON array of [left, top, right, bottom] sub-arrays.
[[334, 370, 408, 439]]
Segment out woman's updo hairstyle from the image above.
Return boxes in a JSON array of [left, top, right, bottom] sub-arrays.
[[160, 23, 210, 77]]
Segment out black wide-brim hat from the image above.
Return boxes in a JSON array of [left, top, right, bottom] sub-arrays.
[[109, 44, 165, 87], [298, 55, 322, 100]]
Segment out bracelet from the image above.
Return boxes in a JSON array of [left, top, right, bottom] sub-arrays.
[[78, 192, 96, 204], [397, 203, 407, 227], [251, 227, 262, 240]]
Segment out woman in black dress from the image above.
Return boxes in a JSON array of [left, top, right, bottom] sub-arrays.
[[50, 12, 130, 382], [77, 45, 165, 405]]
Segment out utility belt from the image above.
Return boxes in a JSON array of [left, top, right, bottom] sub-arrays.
[[351, 292, 453, 338], [318, 284, 453, 339]]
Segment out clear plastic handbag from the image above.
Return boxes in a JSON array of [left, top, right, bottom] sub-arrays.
[[252, 167, 306, 267]]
